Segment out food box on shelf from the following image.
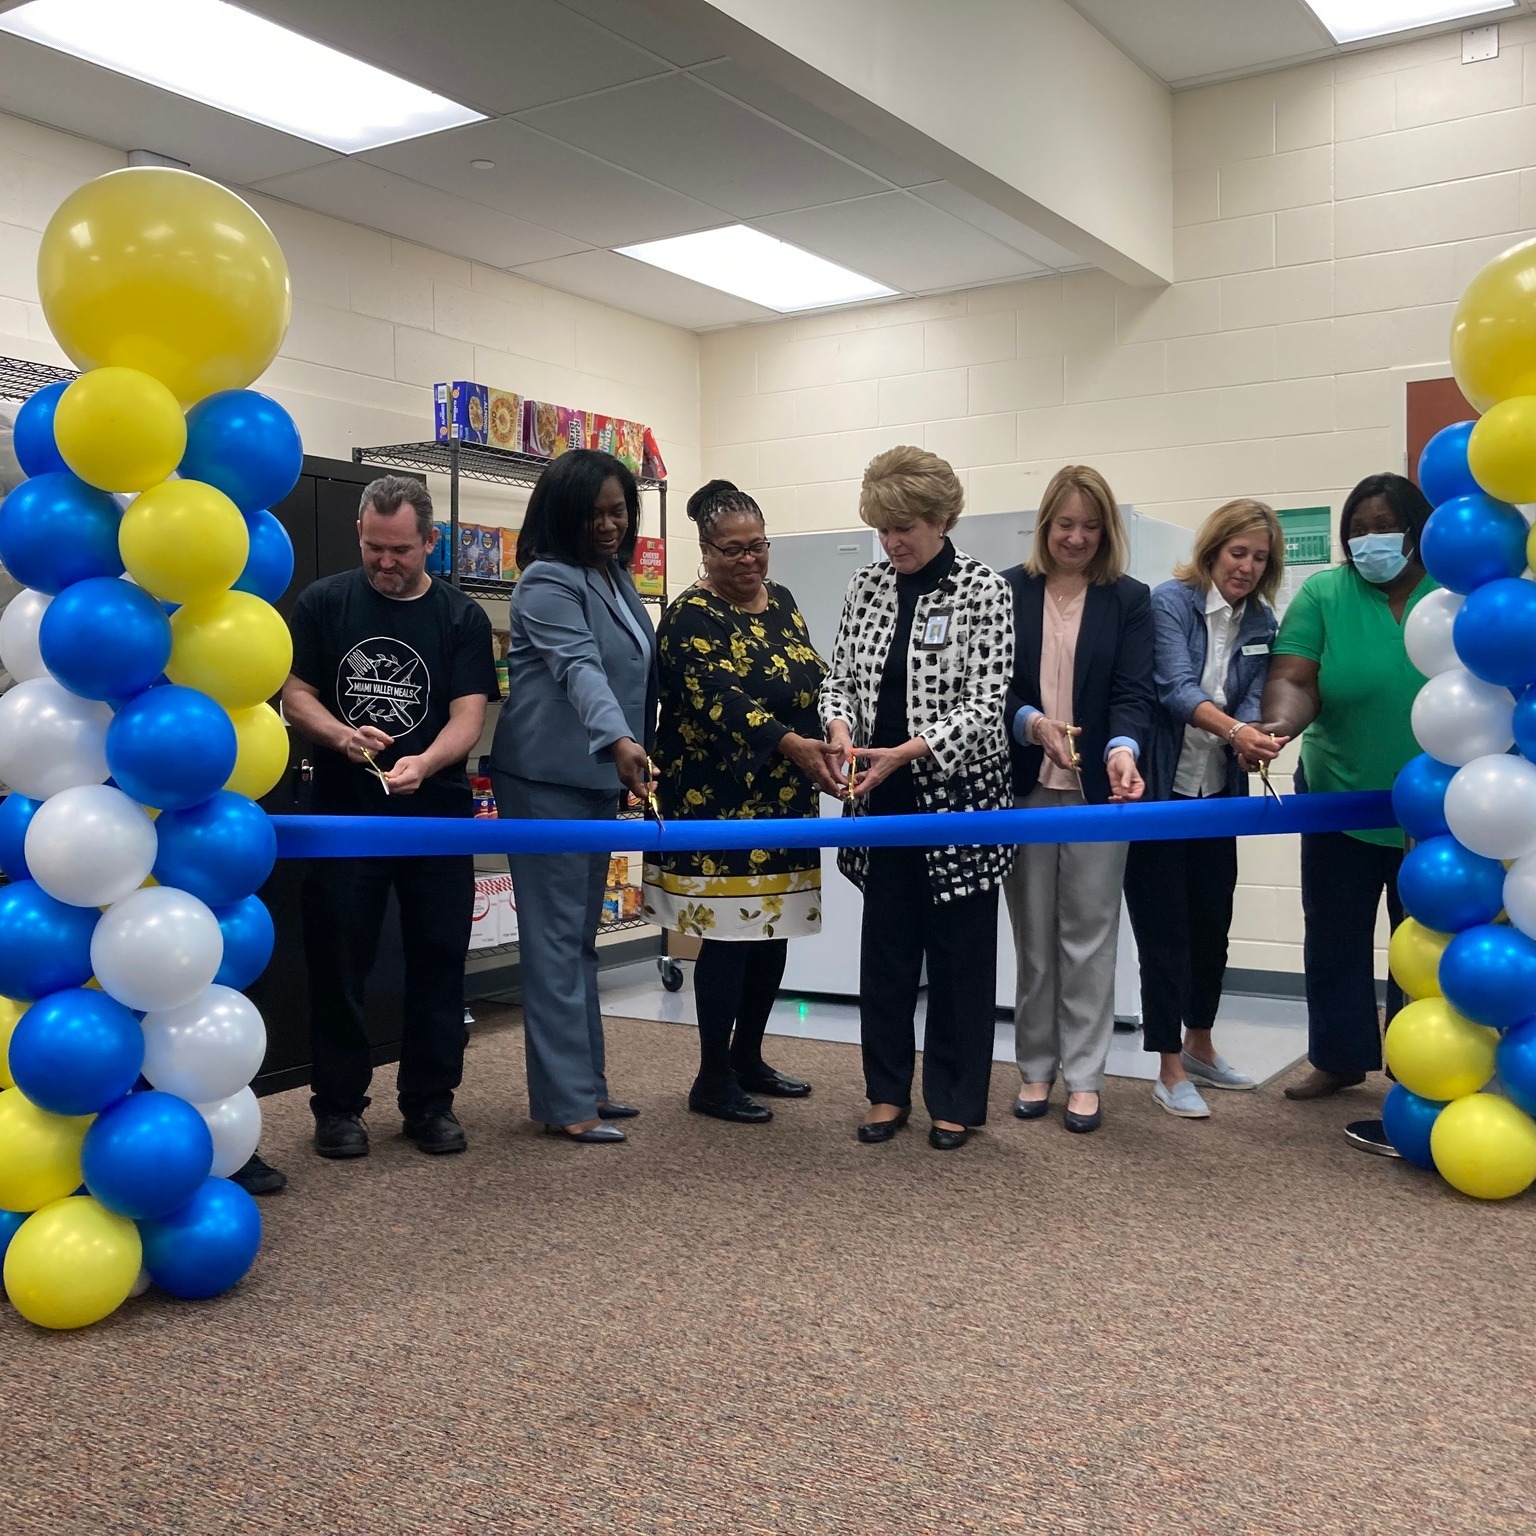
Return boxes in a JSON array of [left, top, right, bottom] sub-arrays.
[[471, 873, 515, 949], [434, 381, 489, 444], [474, 526, 502, 581], [428, 520, 452, 575], [589, 415, 646, 476], [487, 388, 523, 452], [633, 536, 665, 598], [523, 400, 588, 460], [500, 530, 522, 583]]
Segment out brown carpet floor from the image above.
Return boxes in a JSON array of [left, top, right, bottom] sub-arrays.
[[3, 1008, 1532, 1536]]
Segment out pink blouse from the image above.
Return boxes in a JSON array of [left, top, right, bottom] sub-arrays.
[[1038, 586, 1085, 792]]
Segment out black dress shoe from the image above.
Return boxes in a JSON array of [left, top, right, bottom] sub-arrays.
[[543, 1123, 627, 1143], [689, 1089, 773, 1124], [734, 1067, 812, 1098], [928, 1125, 971, 1151], [229, 1151, 287, 1195], [314, 1113, 368, 1159], [856, 1107, 911, 1144], [1064, 1096, 1103, 1134], [1013, 1095, 1051, 1120], [597, 1100, 640, 1119], [402, 1110, 467, 1154]]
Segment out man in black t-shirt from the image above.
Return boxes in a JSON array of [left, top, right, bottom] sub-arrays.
[[282, 474, 497, 1159]]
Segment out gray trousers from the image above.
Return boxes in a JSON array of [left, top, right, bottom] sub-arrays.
[[1004, 786, 1128, 1093], [495, 772, 616, 1126]]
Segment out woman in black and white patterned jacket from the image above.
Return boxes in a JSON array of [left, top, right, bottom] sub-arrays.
[[820, 445, 1014, 1153]]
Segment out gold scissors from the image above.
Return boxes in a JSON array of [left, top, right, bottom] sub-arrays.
[[359, 746, 391, 797], [1257, 757, 1282, 805], [643, 756, 665, 829]]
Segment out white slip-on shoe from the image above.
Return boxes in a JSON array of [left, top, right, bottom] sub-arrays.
[[1153, 1079, 1211, 1118]]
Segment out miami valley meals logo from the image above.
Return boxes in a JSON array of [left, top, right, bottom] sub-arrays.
[[339, 639, 430, 733]]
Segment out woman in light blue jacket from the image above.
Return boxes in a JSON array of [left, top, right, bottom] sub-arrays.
[[1123, 499, 1288, 1119]]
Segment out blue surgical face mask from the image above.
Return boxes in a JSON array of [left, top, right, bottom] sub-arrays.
[[1349, 532, 1409, 585]]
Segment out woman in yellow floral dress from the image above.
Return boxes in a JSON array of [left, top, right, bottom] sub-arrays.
[[643, 481, 844, 1123]]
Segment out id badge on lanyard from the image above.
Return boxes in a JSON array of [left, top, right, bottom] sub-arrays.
[[916, 606, 954, 650]]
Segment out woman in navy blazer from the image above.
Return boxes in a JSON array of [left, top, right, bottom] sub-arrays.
[[1123, 500, 1289, 1120], [492, 450, 658, 1144], [1002, 465, 1154, 1134]]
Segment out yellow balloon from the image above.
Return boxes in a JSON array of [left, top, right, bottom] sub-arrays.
[[167, 590, 292, 710], [53, 366, 187, 493], [1451, 237, 1536, 412], [1388, 919, 1451, 1000], [1383, 997, 1497, 1101], [120, 478, 249, 605], [225, 703, 290, 801], [1467, 395, 1536, 505], [0, 1087, 91, 1211], [0, 995, 25, 1089], [3, 1196, 142, 1330], [1430, 1093, 1536, 1200], [37, 167, 291, 407]]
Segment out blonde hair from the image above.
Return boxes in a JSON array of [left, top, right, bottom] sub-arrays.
[[1025, 465, 1129, 585], [1174, 499, 1285, 605], [859, 445, 963, 533]]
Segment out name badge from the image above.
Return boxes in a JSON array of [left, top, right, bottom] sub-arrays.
[[917, 607, 953, 649], [1241, 642, 1270, 657]]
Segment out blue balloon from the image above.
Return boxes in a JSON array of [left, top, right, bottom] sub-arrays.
[[138, 1175, 261, 1300], [152, 790, 276, 906], [1381, 1082, 1445, 1170], [1397, 835, 1505, 934], [1496, 1017, 1536, 1118], [81, 1091, 213, 1221], [0, 881, 98, 1001], [1440, 923, 1536, 1031], [13, 381, 69, 478], [179, 390, 303, 516], [1391, 754, 1456, 843], [232, 509, 295, 604], [0, 1206, 26, 1265], [1514, 685, 1536, 763], [106, 685, 238, 811], [1419, 493, 1529, 595], [7, 988, 145, 1116], [213, 895, 275, 991], [1417, 420, 1479, 509], [1452, 577, 1536, 691], [0, 472, 123, 594], [38, 575, 172, 703], [0, 792, 39, 881]]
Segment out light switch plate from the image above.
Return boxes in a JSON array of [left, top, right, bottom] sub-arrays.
[[1463, 24, 1500, 63]]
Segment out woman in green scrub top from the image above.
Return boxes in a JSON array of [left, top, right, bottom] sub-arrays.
[[1258, 473, 1435, 1103]]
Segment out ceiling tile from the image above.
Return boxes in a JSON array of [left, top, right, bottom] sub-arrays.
[[252, 159, 588, 268], [554, 0, 724, 66], [911, 182, 1089, 272], [0, 35, 338, 182], [755, 193, 1041, 294], [238, 0, 668, 115], [690, 60, 937, 188], [363, 118, 729, 247], [520, 73, 888, 217], [513, 248, 778, 330]]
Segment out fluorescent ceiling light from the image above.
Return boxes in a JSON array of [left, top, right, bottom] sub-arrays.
[[0, 0, 486, 152], [616, 225, 897, 313], [1303, 0, 1515, 44]]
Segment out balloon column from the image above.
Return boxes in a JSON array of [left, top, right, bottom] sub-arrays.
[[0, 168, 297, 1326], [1389, 235, 1536, 1200]]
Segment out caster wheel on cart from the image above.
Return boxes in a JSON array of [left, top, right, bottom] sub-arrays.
[[659, 957, 685, 993]]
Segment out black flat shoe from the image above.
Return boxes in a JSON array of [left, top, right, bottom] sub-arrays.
[[229, 1152, 287, 1195], [314, 1112, 368, 1159], [1064, 1096, 1103, 1135], [689, 1089, 773, 1124], [1013, 1095, 1051, 1120], [597, 1100, 640, 1119], [734, 1067, 812, 1098], [856, 1107, 911, 1144], [928, 1125, 971, 1151], [402, 1111, 467, 1154], [543, 1123, 627, 1143]]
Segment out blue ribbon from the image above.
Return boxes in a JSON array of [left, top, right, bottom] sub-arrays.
[[272, 790, 1394, 859]]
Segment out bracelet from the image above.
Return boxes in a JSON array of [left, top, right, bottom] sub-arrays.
[[1225, 721, 1247, 745]]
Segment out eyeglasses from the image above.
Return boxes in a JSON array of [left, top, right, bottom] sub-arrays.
[[704, 539, 770, 561]]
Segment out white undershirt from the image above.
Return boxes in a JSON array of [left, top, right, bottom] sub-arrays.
[[1172, 586, 1242, 798]]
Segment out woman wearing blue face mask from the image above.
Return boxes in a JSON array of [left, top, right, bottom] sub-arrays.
[[1258, 473, 1435, 1103]]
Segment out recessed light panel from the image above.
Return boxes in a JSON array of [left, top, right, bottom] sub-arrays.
[[1303, 0, 1515, 44], [0, 0, 486, 152]]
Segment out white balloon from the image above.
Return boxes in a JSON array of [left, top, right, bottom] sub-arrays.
[[143, 988, 266, 1104], [23, 784, 157, 907], [193, 1086, 263, 1177], [1410, 669, 1515, 766], [1504, 853, 1536, 941], [91, 886, 223, 1012], [0, 677, 111, 798], [1404, 588, 1465, 679], [0, 588, 52, 683], [129, 1267, 153, 1298], [1445, 754, 1536, 859]]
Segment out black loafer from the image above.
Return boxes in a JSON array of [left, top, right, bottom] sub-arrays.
[[314, 1113, 368, 1159], [229, 1151, 288, 1194], [735, 1068, 812, 1098], [856, 1107, 911, 1144], [403, 1110, 468, 1154], [928, 1125, 971, 1151], [689, 1090, 773, 1123], [544, 1123, 626, 1143], [1013, 1095, 1051, 1120], [1064, 1097, 1103, 1134], [597, 1100, 640, 1119]]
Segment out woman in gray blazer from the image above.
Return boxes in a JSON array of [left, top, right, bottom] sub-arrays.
[[492, 449, 657, 1144]]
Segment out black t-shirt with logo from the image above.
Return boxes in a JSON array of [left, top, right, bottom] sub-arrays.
[[289, 568, 498, 817]]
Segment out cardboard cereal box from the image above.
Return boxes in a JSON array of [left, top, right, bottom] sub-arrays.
[[486, 388, 523, 452], [434, 381, 489, 444], [633, 536, 665, 599]]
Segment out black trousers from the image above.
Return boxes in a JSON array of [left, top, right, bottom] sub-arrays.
[[303, 853, 474, 1120], [1300, 830, 1404, 1076], [1123, 810, 1238, 1055], [692, 937, 789, 1095], [859, 846, 999, 1126]]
